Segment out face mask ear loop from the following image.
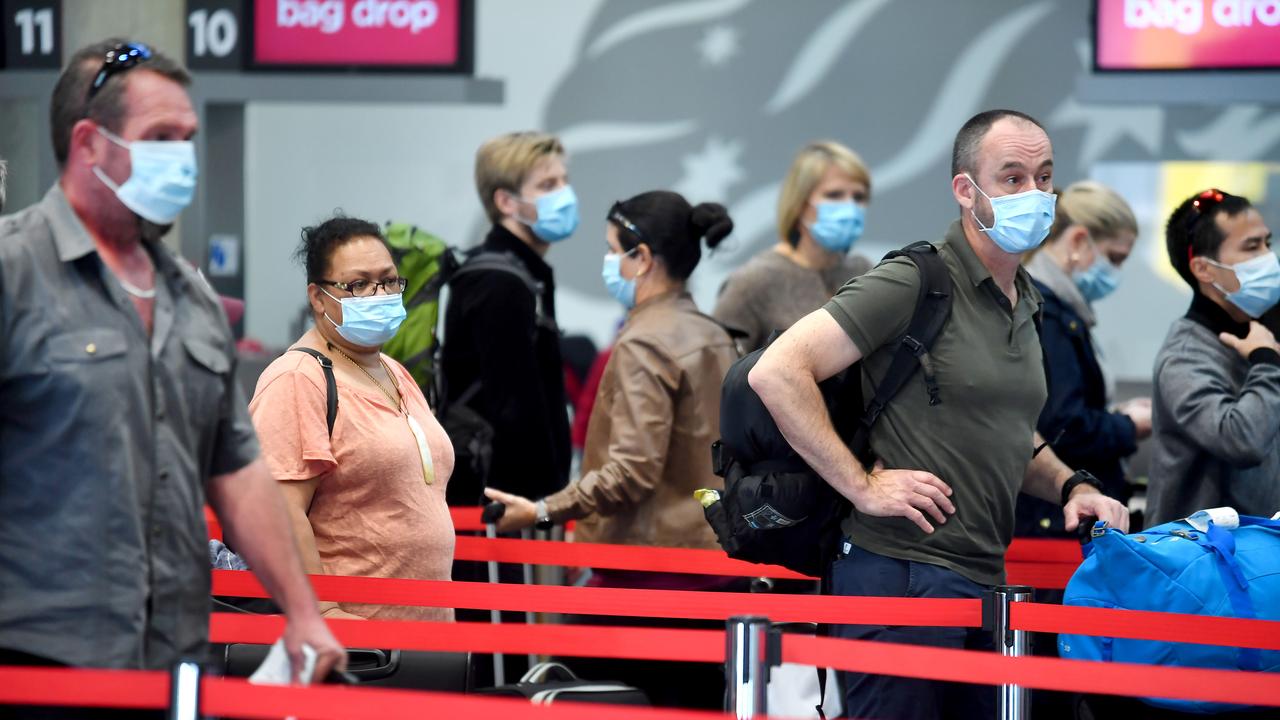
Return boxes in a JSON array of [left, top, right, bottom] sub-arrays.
[[965, 174, 995, 232]]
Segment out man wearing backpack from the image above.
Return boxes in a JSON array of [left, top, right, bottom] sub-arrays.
[[749, 110, 1128, 719], [441, 131, 576, 504]]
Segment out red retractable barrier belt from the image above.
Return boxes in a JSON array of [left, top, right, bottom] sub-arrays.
[[212, 505, 1081, 587], [213, 569, 982, 626], [0, 667, 168, 709], [212, 614, 726, 663], [451, 505, 486, 531], [1011, 602, 1280, 651], [0, 668, 727, 720], [783, 634, 1280, 707], [201, 678, 728, 720], [452, 534, 811, 579], [1002, 537, 1084, 563], [452, 534, 1076, 588]]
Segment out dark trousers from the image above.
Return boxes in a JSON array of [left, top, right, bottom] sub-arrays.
[[830, 542, 995, 720]]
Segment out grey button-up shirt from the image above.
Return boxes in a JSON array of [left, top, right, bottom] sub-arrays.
[[0, 185, 260, 669]]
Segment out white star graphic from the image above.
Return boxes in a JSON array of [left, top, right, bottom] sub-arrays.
[[697, 24, 738, 67], [1049, 39, 1165, 172], [673, 136, 746, 203]]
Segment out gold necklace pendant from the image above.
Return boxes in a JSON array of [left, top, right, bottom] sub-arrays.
[[330, 343, 401, 412]]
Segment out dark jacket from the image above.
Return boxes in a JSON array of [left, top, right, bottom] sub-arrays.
[[441, 224, 571, 502], [1016, 279, 1136, 536]]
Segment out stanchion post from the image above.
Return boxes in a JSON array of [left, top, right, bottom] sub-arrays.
[[725, 616, 771, 719], [992, 585, 1032, 720], [168, 660, 201, 720]]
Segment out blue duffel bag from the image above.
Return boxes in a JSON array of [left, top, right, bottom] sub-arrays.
[[1058, 508, 1280, 713]]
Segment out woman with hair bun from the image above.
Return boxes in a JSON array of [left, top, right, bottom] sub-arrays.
[[484, 190, 742, 708]]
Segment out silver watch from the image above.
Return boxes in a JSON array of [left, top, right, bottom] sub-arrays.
[[534, 498, 553, 530]]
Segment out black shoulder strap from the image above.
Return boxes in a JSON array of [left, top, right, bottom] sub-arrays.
[[695, 310, 749, 358], [289, 347, 338, 438], [850, 241, 953, 457]]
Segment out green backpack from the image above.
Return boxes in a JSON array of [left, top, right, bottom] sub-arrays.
[[380, 222, 459, 404]]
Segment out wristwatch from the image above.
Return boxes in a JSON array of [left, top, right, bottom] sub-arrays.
[[534, 498, 554, 531], [1060, 469, 1104, 507]]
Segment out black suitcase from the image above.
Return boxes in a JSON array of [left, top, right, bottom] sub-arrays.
[[477, 662, 649, 706], [218, 643, 471, 692]]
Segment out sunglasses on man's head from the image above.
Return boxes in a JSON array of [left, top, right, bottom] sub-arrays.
[[86, 42, 153, 103]]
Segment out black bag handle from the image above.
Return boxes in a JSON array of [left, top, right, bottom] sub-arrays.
[[289, 347, 338, 438]]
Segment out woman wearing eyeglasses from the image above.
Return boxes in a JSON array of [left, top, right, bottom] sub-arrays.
[[248, 216, 455, 621]]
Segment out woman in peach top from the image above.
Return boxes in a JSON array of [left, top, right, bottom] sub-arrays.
[[249, 216, 455, 622]]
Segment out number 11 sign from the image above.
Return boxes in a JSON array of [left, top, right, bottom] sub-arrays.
[[2, 0, 60, 70]]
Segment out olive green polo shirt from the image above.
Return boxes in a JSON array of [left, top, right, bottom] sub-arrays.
[[823, 220, 1046, 585]]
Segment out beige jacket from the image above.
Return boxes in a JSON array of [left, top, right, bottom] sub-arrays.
[[545, 291, 739, 549]]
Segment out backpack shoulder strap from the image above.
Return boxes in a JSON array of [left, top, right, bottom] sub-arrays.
[[289, 347, 338, 438], [694, 310, 749, 358], [850, 241, 953, 456], [452, 251, 559, 334]]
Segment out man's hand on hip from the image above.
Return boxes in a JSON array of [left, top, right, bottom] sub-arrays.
[[1063, 487, 1129, 534], [848, 462, 955, 533], [283, 611, 346, 683]]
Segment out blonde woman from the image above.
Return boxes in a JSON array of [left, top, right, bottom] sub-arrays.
[[1019, 181, 1147, 535], [713, 140, 872, 352]]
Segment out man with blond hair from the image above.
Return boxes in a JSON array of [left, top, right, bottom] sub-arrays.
[[441, 131, 578, 506]]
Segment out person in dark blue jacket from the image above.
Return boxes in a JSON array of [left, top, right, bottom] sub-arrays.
[[1020, 181, 1149, 536]]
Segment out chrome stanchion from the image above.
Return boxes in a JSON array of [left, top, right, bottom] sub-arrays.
[[992, 585, 1032, 720], [725, 616, 771, 719], [168, 660, 201, 720]]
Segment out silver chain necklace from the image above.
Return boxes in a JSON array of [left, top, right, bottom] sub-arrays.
[[117, 276, 156, 299]]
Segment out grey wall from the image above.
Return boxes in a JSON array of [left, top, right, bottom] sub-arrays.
[[2, 0, 1277, 383], [242, 0, 1280, 383]]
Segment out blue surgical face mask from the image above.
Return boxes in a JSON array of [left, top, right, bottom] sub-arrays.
[[1073, 255, 1122, 303], [92, 126, 197, 225], [967, 175, 1056, 254], [520, 185, 580, 243], [602, 249, 638, 309], [322, 289, 407, 347], [808, 201, 865, 254], [1206, 252, 1280, 318]]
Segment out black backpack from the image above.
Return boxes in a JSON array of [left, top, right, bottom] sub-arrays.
[[704, 242, 954, 577]]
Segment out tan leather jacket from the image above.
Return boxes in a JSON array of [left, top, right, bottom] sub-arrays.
[[545, 291, 739, 549]]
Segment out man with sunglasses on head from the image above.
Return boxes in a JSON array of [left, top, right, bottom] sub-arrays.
[[0, 40, 344, 692], [1148, 190, 1280, 526]]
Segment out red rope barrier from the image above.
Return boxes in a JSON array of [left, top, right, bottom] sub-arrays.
[[0, 667, 168, 710], [784, 634, 1280, 707], [0, 668, 726, 720], [453, 535, 811, 579], [211, 614, 726, 663], [210, 505, 1079, 587], [201, 677, 727, 720], [1011, 602, 1280, 651], [1003, 537, 1084, 563], [213, 569, 983, 626], [454, 534, 1074, 588]]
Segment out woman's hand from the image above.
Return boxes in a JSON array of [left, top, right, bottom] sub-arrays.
[[482, 488, 538, 533]]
